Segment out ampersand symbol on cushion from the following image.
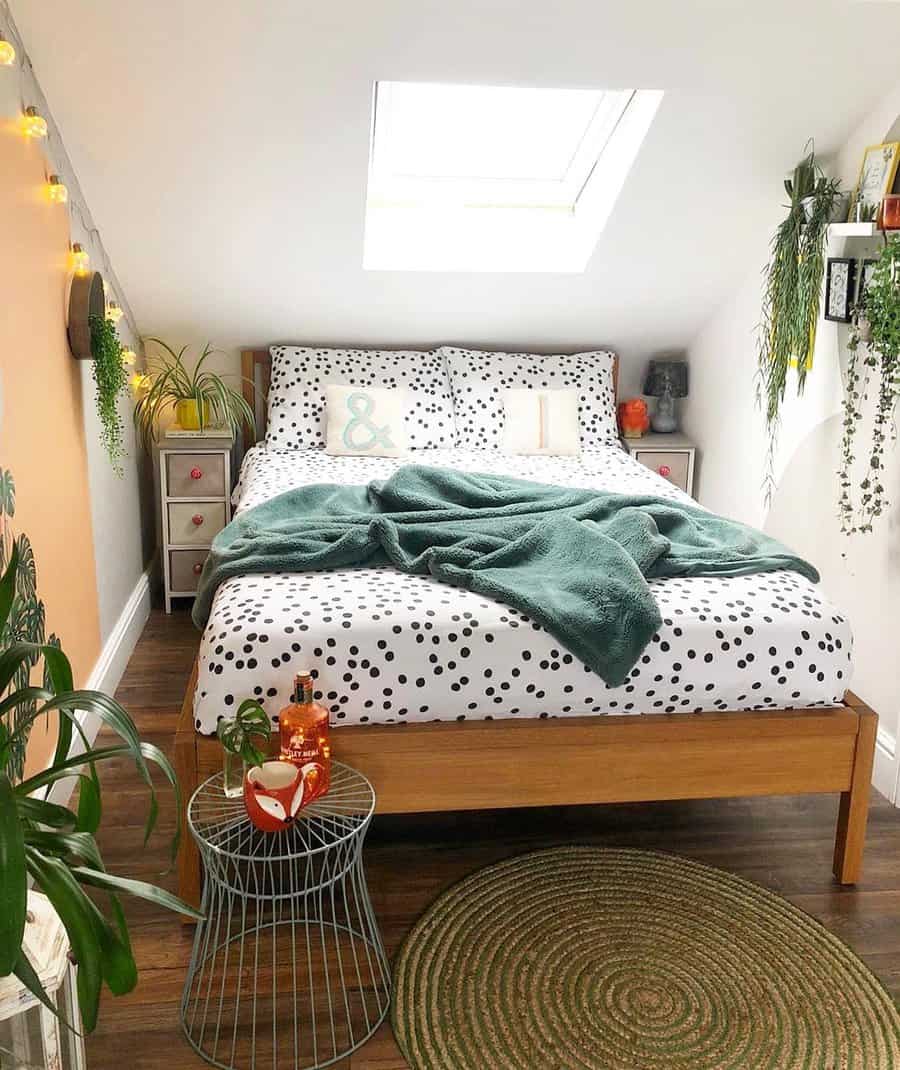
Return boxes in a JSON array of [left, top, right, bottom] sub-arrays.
[[342, 391, 396, 451]]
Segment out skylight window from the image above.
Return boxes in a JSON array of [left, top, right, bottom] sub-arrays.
[[363, 81, 662, 273]]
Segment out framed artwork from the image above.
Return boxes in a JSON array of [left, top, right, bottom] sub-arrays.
[[847, 142, 900, 221], [824, 258, 856, 323], [856, 257, 878, 310]]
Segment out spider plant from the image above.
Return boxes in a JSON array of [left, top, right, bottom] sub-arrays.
[[134, 339, 256, 450], [756, 145, 842, 502], [0, 543, 203, 1033]]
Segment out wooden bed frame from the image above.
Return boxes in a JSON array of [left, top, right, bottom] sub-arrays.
[[173, 347, 878, 908]]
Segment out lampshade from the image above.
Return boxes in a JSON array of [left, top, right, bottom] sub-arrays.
[[643, 360, 689, 398]]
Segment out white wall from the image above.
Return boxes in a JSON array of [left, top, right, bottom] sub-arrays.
[[683, 84, 900, 800], [14, 1, 900, 394]]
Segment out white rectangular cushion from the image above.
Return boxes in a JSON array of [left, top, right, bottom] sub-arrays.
[[325, 384, 408, 457], [440, 345, 618, 450], [266, 346, 454, 449], [501, 388, 581, 455]]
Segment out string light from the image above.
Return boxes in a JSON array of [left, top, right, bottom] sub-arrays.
[[107, 300, 123, 324], [121, 347, 137, 365], [130, 372, 150, 394], [2, 2, 138, 355], [71, 242, 89, 276], [22, 105, 48, 138], [47, 174, 68, 203]]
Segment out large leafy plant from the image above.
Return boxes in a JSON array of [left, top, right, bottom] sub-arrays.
[[838, 239, 900, 534], [89, 314, 129, 476], [0, 545, 203, 1033], [757, 146, 842, 500], [133, 339, 255, 450], [0, 468, 58, 782]]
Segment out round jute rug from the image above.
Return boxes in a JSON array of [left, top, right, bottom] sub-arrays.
[[392, 847, 900, 1069]]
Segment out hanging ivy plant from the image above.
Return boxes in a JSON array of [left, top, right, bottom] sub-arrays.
[[757, 146, 842, 501], [838, 238, 900, 534], [89, 313, 129, 476]]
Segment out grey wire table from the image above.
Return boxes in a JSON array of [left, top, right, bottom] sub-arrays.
[[181, 763, 390, 1070]]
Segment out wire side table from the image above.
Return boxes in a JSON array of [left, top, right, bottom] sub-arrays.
[[181, 763, 390, 1070]]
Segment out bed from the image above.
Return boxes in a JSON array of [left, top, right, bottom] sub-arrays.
[[174, 347, 877, 907]]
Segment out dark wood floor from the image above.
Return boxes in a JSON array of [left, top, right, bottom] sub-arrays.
[[85, 608, 900, 1069]]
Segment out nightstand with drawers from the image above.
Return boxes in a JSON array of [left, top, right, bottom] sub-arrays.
[[623, 432, 697, 498], [158, 434, 234, 612]]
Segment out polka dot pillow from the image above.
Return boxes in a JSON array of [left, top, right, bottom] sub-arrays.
[[440, 346, 619, 450], [266, 346, 454, 450]]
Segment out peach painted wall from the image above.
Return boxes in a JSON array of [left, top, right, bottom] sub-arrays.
[[0, 126, 102, 776]]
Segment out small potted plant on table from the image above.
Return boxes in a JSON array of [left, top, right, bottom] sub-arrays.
[[134, 339, 256, 448]]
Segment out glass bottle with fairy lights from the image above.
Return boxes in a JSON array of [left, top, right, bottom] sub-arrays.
[[279, 670, 331, 807]]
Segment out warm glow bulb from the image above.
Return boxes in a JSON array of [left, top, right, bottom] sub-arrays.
[[71, 243, 90, 276], [107, 301, 123, 324], [121, 347, 136, 365], [47, 174, 68, 204], [130, 372, 150, 394], [0, 36, 15, 66], [22, 106, 47, 138]]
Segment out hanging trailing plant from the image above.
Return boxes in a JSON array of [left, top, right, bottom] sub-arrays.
[[89, 313, 129, 476], [837, 238, 900, 534], [757, 146, 842, 501]]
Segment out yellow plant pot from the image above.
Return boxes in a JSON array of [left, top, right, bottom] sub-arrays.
[[175, 399, 208, 431]]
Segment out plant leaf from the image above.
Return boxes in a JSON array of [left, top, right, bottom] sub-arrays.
[[70, 866, 204, 920], [26, 850, 104, 1032], [0, 540, 18, 636], [0, 772, 27, 976], [17, 794, 79, 829], [14, 949, 78, 1031]]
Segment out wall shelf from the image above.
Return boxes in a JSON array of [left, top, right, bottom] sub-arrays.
[[828, 222, 879, 238]]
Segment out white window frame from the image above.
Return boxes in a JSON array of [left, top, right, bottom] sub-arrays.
[[363, 82, 663, 273]]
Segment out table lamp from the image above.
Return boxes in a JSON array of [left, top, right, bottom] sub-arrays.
[[643, 360, 689, 433]]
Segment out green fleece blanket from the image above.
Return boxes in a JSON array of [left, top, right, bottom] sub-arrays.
[[192, 465, 818, 687]]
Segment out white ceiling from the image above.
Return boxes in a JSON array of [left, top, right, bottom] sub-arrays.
[[13, 0, 900, 387]]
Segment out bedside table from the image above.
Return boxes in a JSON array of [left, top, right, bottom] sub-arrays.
[[158, 434, 234, 612], [623, 432, 697, 498]]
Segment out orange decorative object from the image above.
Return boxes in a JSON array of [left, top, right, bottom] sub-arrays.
[[279, 670, 331, 807], [244, 760, 311, 832], [618, 398, 650, 439], [883, 195, 900, 230]]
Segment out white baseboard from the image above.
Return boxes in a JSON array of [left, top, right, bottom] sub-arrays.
[[873, 726, 899, 805], [47, 569, 151, 806]]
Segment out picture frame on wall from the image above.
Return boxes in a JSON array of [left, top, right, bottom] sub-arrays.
[[847, 142, 900, 221], [824, 258, 856, 323], [856, 257, 878, 311]]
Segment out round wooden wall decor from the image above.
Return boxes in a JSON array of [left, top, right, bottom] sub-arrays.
[[67, 270, 105, 360]]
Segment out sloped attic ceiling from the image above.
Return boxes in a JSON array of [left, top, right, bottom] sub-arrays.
[[12, 0, 900, 387]]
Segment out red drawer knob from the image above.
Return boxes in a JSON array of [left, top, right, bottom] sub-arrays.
[[193, 562, 203, 575], [192, 513, 204, 526], [658, 464, 672, 478], [190, 467, 203, 480]]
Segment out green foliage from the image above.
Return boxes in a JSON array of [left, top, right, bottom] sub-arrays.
[[0, 550, 203, 1034], [757, 146, 842, 502], [89, 314, 129, 476], [838, 239, 900, 534], [134, 339, 256, 450], [0, 468, 56, 780], [217, 699, 272, 768]]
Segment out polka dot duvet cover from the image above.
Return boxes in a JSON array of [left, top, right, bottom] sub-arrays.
[[193, 445, 852, 735]]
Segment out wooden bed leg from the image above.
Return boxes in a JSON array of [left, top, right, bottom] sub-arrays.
[[833, 692, 878, 886], [175, 660, 202, 919]]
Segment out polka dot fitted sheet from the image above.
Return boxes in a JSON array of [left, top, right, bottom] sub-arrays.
[[193, 446, 852, 735]]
